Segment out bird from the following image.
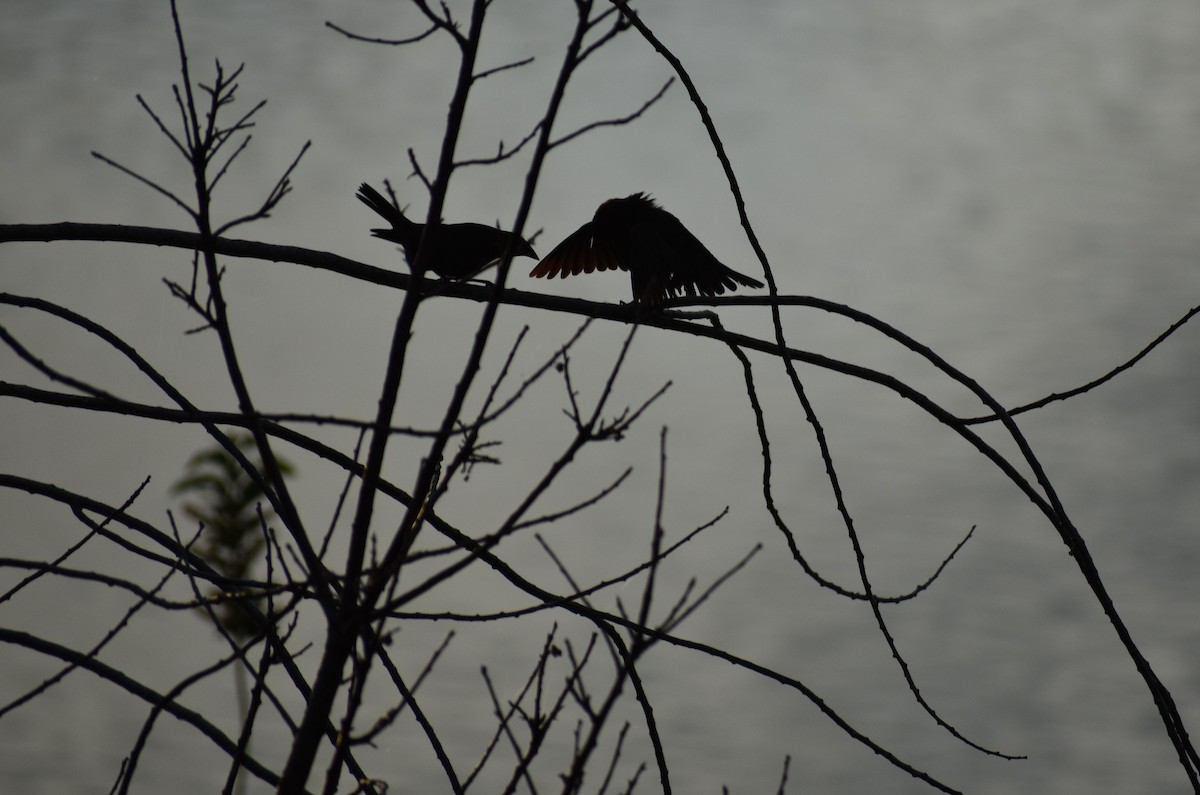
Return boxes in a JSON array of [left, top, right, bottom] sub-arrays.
[[356, 182, 537, 279], [528, 193, 763, 305]]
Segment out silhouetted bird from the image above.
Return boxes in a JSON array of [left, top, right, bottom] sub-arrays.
[[529, 193, 763, 305], [356, 182, 537, 279]]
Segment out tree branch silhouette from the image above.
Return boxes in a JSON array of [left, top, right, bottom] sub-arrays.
[[2, 0, 1196, 792]]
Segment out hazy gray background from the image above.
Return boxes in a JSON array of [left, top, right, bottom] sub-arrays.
[[2, 0, 1200, 792]]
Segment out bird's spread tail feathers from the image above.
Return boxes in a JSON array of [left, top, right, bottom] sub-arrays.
[[355, 183, 417, 240]]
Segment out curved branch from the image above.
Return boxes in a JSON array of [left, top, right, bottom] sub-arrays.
[[0, 628, 290, 792], [606, 1, 1199, 781]]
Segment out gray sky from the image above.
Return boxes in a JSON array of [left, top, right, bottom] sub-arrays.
[[3, 1, 1200, 792]]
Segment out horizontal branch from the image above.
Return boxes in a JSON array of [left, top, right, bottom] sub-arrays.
[[0, 381, 472, 439], [0, 222, 1059, 520], [0, 222, 397, 286], [0, 221, 1081, 523]]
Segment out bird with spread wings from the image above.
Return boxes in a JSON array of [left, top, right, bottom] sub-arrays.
[[529, 193, 763, 305]]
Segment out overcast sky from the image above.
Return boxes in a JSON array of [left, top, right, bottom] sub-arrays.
[[3, 1, 1200, 792]]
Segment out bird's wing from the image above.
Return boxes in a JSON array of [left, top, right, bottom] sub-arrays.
[[654, 212, 765, 296], [529, 222, 624, 279]]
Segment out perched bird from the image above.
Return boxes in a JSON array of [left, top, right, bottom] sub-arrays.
[[356, 182, 537, 279], [529, 193, 763, 305]]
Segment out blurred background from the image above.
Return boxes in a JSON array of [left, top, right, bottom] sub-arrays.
[[2, 0, 1199, 792]]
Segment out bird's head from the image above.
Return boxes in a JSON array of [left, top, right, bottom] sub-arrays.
[[592, 193, 658, 238]]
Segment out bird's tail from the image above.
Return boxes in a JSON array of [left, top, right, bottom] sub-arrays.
[[356, 183, 417, 237]]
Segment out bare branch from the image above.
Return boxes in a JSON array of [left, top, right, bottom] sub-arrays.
[[962, 303, 1200, 424], [90, 151, 197, 219], [325, 19, 440, 47], [456, 123, 542, 168], [216, 139, 312, 234], [0, 631, 285, 789], [474, 55, 535, 81], [549, 78, 673, 150]]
